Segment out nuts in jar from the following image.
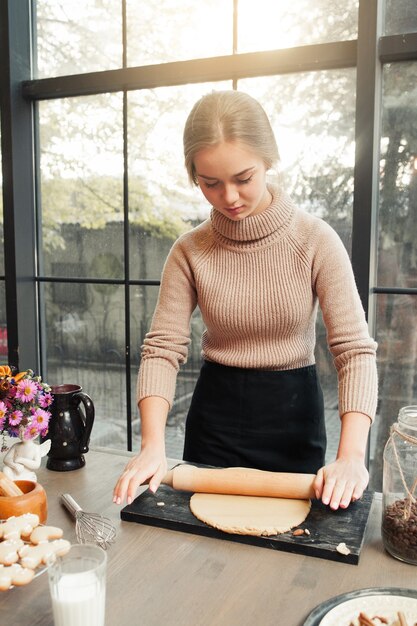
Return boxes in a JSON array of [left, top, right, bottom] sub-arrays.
[[382, 498, 417, 564]]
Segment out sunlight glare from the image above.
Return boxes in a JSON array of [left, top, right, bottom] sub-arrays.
[[238, 0, 305, 53]]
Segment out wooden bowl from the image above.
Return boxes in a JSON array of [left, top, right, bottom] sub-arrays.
[[0, 481, 48, 523]]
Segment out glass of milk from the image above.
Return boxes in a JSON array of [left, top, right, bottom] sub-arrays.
[[48, 543, 107, 626]]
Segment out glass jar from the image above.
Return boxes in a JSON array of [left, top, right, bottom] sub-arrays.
[[382, 405, 417, 565]]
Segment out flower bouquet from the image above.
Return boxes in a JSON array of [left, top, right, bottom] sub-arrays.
[[0, 365, 53, 481]]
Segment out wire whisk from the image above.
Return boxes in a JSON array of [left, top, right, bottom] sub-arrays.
[[60, 493, 116, 550]]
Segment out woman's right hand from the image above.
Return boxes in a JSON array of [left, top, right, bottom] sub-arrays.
[[113, 396, 170, 505], [112, 444, 168, 506]]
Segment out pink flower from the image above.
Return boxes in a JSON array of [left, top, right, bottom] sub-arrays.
[[8, 410, 23, 426], [23, 423, 40, 440], [32, 409, 50, 431], [39, 392, 53, 408], [16, 379, 37, 403]]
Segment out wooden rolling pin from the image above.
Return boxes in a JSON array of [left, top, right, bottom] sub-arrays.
[[0, 471, 24, 497], [160, 465, 316, 500]]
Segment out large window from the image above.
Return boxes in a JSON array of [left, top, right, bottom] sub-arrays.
[[33, 1, 360, 457], [1, 1, 416, 489]]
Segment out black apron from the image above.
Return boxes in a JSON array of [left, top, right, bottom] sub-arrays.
[[183, 360, 326, 474]]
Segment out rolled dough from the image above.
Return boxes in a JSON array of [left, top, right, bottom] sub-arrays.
[[189, 493, 311, 537]]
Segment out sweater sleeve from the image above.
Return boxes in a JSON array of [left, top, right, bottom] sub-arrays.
[[137, 236, 198, 409], [312, 222, 378, 421]]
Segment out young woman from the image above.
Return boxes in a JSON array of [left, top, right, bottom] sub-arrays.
[[113, 90, 377, 510]]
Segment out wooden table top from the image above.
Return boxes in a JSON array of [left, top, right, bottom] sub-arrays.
[[1, 448, 416, 626]]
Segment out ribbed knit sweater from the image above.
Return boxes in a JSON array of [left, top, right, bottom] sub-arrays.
[[138, 185, 378, 421]]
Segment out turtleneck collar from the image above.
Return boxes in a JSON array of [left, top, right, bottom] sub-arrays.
[[210, 184, 295, 250]]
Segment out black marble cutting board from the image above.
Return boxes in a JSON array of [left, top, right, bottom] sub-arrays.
[[121, 484, 374, 565]]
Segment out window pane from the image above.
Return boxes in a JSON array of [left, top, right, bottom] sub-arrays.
[[371, 293, 417, 490], [238, 0, 358, 53], [378, 62, 417, 288], [44, 282, 127, 449], [39, 94, 126, 449], [35, 0, 122, 78], [239, 70, 356, 462], [384, 0, 417, 35], [128, 82, 231, 281], [39, 94, 124, 278], [127, 0, 233, 66]]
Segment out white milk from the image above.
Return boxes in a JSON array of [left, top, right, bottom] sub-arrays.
[[50, 570, 105, 626]]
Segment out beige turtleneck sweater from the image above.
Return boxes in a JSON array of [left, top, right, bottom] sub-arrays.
[[138, 185, 378, 421]]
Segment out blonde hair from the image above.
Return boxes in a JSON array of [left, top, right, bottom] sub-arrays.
[[183, 90, 280, 185]]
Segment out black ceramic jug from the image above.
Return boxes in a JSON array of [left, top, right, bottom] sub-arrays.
[[45, 384, 95, 471]]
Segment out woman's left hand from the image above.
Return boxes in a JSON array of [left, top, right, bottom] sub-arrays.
[[313, 456, 369, 510]]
